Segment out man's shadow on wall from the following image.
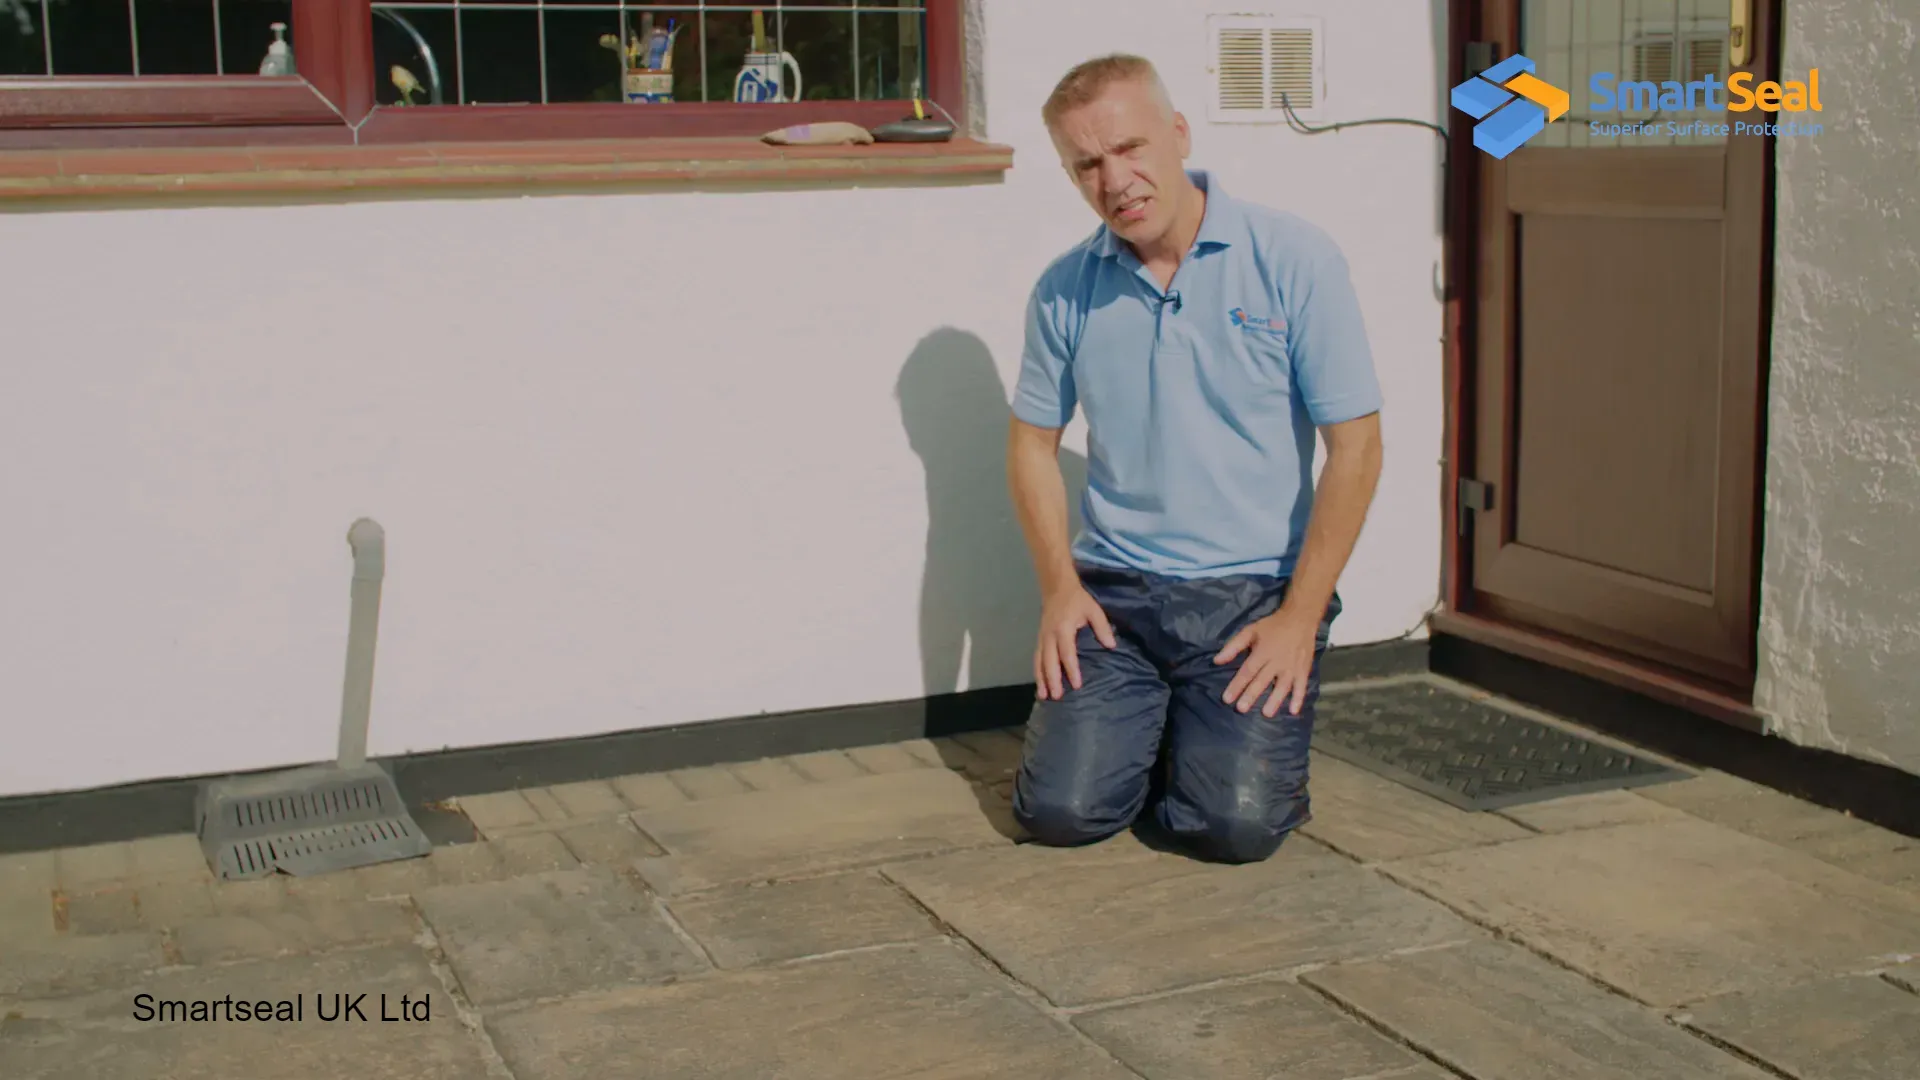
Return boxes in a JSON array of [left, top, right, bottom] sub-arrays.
[[895, 328, 1088, 782]]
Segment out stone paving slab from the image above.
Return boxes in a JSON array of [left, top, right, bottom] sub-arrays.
[[1299, 752, 1533, 861], [0, 932, 171, 999], [545, 780, 628, 819], [0, 851, 56, 943], [784, 750, 867, 782], [552, 818, 665, 865], [1678, 973, 1920, 1080], [414, 867, 707, 1007], [882, 831, 1477, 1008], [61, 886, 142, 935], [945, 729, 1025, 784], [170, 897, 418, 965], [1790, 821, 1920, 891], [210, 877, 294, 916], [668, 765, 754, 800], [727, 756, 812, 791], [1628, 771, 1920, 887], [489, 831, 582, 876], [455, 790, 541, 832], [1888, 962, 1919, 994], [131, 878, 216, 927], [271, 837, 573, 905], [844, 742, 929, 774], [1644, 775, 1859, 841], [124, 834, 216, 883], [1303, 939, 1775, 1080], [896, 738, 951, 767], [1495, 790, 1689, 833], [519, 787, 570, 822], [1630, 770, 1770, 811], [1382, 817, 1920, 1006], [664, 870, 941, 969], [51, 843, 138, 893], [1071, 977, 1436, 1080], [0, 945, 492, 1080], [300, 856, 442, 904], [486, 939, 1139, 1080], [609, 771, 692, 810], [630, 768, 1015, 896]]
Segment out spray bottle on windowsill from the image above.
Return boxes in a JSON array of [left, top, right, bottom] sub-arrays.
[[258, 21, 296, 76]]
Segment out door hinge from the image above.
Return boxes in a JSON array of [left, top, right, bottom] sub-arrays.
[[1463, 41, 1497, 78], [1457, 477, 1494, 536]]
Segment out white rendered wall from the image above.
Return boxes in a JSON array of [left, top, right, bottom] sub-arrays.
[[1753, 0, 1920, 776], [0, 0, 1446, 797]]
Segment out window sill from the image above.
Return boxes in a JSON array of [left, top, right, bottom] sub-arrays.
[[0, 135, 1014, 203]]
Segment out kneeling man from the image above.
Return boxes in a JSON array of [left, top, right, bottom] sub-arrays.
[[1007, 54, 1385, 863]]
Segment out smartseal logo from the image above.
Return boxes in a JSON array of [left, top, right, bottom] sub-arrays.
[[1450, 54, 1570, 159], [1588, 68, 1824, 139], [1453, 53, 1828, 155], [1229, 308, 1287, 336]]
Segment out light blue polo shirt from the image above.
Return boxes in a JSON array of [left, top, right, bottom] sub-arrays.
[[1012, 170, 1383, 580]]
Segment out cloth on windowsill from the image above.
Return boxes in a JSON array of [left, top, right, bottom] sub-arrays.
[[760, 122, 875, 146]]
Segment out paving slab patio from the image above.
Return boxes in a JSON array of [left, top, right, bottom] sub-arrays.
[[1677, 973, 1920, 1080], [663, 870, 943, 969], [0, 945, 495, 1080], [1303, 939, 1778, 1080], [0, 852, 55, 944], [1380, 816, 1920, 1007], [2, 716, 1919, 1080], [1887, 961, 1920, 994], [1069, 976, 1439, 1080], [1299, 752, 1534, 861], [880, 830, 1478, 1008], [414, 866, 707, 1007], [629, 766, 1017, 896], [488, 939, 1141, 1079]]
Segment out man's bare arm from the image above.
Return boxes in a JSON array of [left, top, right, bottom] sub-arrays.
[[1008, 414, 1115, 698], [1006, 416, 1080, 599], [1280, 411, 1384, 619]]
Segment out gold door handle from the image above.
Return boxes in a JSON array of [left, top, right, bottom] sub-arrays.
[[1730, 0, 1751, 67]]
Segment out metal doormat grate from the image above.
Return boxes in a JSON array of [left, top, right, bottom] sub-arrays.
[[196, 762, 432, 880], [1311, 679, 1689, 811]]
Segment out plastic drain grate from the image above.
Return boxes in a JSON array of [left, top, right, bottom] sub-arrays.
[[197, 762, 432, 880], [1312, 679, 1690, 811]]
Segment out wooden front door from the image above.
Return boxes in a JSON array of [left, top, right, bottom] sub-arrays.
[[1461, 0, 1776, 692]]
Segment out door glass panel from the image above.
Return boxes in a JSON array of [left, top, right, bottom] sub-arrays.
[[1521, 0, 1730, 147]]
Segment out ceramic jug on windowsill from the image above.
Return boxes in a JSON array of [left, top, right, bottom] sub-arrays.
[[733, 51, 802, 103]]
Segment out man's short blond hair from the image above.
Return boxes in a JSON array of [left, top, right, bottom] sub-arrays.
[[1041, 53, 1175, 130]]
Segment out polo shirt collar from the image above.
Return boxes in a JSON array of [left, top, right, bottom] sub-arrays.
[[1094, 169, 1239, 261]]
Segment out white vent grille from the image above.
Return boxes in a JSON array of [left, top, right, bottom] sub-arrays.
[[1270, 28, 1317, 110], [1217, 28, 1266, 111], [1208, 14, 1325, 123]]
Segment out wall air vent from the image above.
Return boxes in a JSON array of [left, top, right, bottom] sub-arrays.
[[1207, 13, 1326, 124]]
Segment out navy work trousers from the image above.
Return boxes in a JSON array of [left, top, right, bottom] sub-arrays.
[[1010, 564, 1340, 864]]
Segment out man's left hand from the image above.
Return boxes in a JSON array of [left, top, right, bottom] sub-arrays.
[[1213, 606, 1321, 717]]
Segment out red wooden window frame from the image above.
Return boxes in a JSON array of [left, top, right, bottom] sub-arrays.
[[0, 0, 966, 149]]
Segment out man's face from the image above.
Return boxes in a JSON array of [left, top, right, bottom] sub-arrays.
[[1049, 77, 1192, 248]]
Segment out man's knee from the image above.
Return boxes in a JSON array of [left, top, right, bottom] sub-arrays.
[[1167, 788, 1311, 864], [1012, 782, 1137, 847], [1189, 813, 1300, 863]]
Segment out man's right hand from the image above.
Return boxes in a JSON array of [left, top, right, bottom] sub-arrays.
[[1035, 585, 1117, 700]]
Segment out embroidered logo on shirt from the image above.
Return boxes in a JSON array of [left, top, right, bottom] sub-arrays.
[[1229, 308, 1286, 335]]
